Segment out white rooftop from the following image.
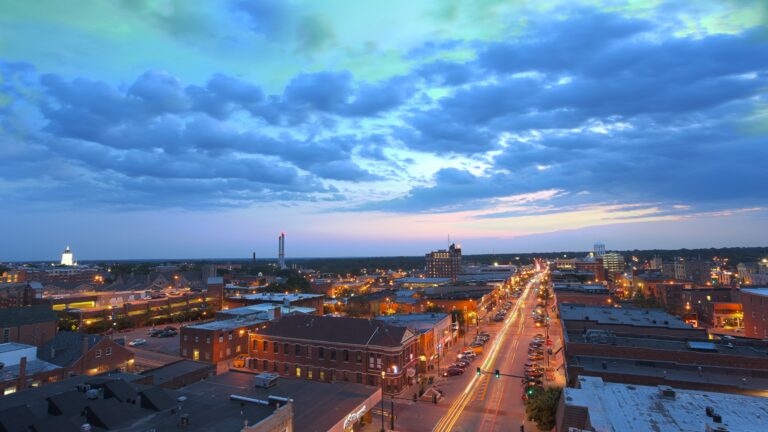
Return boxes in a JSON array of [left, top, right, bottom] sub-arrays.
[[564, 376, 768, 432], [186, 317, 267, 331]]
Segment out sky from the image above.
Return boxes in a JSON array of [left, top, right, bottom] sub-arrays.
[[1, 0, 767, 261]]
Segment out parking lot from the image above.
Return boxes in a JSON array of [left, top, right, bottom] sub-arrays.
[[119, 324, 186, 356]]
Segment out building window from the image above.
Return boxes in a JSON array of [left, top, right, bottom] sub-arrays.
[[296, 367, 301, 378], [273, 341, 278, 353], [2, 328, 8, 343], [369, 354, 375, 369], [284, 363, 289, 374], [182, 348, 187, 356], [295, 344, 301, 356], [226, 348, 231, 356], [356, 373, 362, 383], [343, 349, 349, 362], [320, 370, 325, 381], [308, 369, 313, 380], [228, 333, 233, 341], [95, 349, 102, 358], [356, 351, 362, 363], [106, 347, 112, 356], [263, 340, 268, 351], [376, 355, 382, 369], [330, 349, 336, 361], [195, 336, 199, 343], [3, 386, 16, 396], [183, 335, 188, 341], [236, 345, 241, 353], [318, 347, 324, 359], [206, 337, 211, 344], [263, 360, 268, 370], [193, 349, 199, 360], [273, 362, 278, 372], [205, 352, 210, 360], [284, 343, 290, 354], [219, 335, 224, 343]]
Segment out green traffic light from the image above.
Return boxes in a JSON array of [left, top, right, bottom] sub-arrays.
[[476, 367, 481, 376]]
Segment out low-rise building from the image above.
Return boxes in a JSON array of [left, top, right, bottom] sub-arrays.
[[377, 313, 453, 374], [0, 305, 58, 347], [739, 288, 768, 339], [224, 292, 324, 315], [559, 304, 707, 339], [180, 317, 269, 363], [248, 315, 418, 394], [557, 376, 768, 432], [38, 331, 135, 376], [0, 342, 65, 396]]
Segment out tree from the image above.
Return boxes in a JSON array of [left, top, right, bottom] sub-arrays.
[[425, 304, 445, 313], [525, 387, 562, 430]]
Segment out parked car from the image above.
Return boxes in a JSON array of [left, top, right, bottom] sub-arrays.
[[128, 338, 147, 347], [157, 330, 176, 338], [528, 354, 544, 361], [443, 367, 465, 377], [450, 362, 469, 369]]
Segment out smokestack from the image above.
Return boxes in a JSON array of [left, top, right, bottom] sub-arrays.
[[252, 252, 256, 264], [278, 232, 286, 270]]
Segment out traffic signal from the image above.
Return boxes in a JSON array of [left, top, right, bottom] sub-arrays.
[[495, 369, 500, 378], [476, 367, 481, 376]]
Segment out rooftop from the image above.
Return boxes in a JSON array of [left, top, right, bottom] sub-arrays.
[[260, 315, 415, 348], [568, 332, 768, 358], [228, 292, 324, 302], [394, 277, 452, 284], [140, 359, 214, 387], [563, 376, 768, 431], [571, 356, 768, 393], [221, 304, 315, 316], [559, 304, 693, 329], [185, 371, 380, 432], [185, 317, 268, 331], [0, 305, 57, 327]]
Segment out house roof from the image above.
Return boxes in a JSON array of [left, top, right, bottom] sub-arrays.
[[0, 305, 57, 328], [0, 404, 36, 432], [38, 332, 103, 368], [260, 315, 415, 347], [103, 379, 137, 402], [46, 390, 87, 416]]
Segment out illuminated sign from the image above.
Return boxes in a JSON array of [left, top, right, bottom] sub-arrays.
[[343, 405, 367, 431]]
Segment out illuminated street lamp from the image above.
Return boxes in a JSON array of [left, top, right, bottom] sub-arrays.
[[380, 370, 386, 432]]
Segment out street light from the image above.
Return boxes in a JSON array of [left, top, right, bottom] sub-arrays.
[[380, 370, 386, 432]]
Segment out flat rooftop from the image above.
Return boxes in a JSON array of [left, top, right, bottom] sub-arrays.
[[571, 356, 768, 392], [568, 333, 768, 358], [185, 317, 267, 331], [184, 371, 380, 432], [560, 304, 693, 329], [141, 360, 214, 387], [394, 277, 451, 284], [227, 293, 324, 301], [0, 342, 34, 354], [564, 376, 768, 431], [222, 304, 315, 316]]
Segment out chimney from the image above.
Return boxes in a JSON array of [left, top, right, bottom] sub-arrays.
[[17, 356, 27, 391]]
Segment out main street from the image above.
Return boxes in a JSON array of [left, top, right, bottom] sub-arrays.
[[432, 272, 547, 432]]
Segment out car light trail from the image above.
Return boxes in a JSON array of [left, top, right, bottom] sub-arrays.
[[433, 275, 540, 432]]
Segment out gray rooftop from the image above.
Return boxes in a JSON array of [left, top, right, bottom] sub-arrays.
[[185, 317, 267, 331], [568, 333, 768, 358], [559, 304, 693, 329], [564, 376, 768, 431]]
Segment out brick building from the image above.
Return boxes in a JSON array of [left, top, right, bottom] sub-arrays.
[[247, 315, 418, 394], [0, 305, 58, 347], [739, 288, 768, 339], [38, 331, 134, 376], [0, 342, 66, 395], [180, 318, 269, 363]]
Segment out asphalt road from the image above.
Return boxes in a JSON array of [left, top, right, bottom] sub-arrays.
[[431, 274, 545, 432]]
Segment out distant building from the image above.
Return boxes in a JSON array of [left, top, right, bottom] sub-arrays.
[[601, 252, 624, 275], [278, 232, 286, 270], [248, 314, 418, 394], [557, 376, 768, 432], [60, 246, 74, 266], [425, 243, 462, 280], [593, 243, 605, 257]]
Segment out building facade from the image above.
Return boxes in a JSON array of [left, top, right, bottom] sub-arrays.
[[426, 243, 462, 280], [246, 315, 418, 394], [739, 288, 768, 339]]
